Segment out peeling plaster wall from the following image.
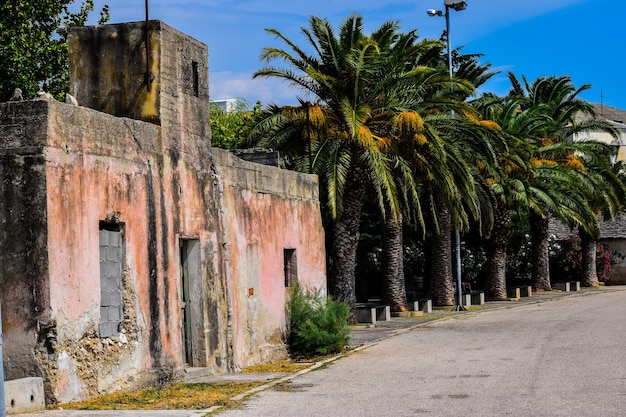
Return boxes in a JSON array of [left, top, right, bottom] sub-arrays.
[[67, 20, 230, 381], [212, 148, 326, 368], [0, 98, 228, 404], [43, 102, 159, 403], [0, 20, 327, 405]]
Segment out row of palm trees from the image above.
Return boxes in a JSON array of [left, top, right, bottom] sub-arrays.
[[238, 14, 624, 313]]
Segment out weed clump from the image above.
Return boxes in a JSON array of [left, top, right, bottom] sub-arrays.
[[286, 284, 350, 358]]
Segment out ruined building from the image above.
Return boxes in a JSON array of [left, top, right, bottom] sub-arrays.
[[0, 20, 326, 403]]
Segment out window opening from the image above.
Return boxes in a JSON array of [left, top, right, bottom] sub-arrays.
[[192, 61, 199, 97], [284, 248, 298, 287]]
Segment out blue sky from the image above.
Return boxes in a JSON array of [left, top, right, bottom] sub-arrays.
[[87, 0, 626, 110]]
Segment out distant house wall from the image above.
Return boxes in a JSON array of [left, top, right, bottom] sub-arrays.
[[550, 215, 626, 285]]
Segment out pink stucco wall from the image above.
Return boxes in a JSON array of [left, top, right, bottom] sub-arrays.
[[212, 149, 327, 368], [1, 20, 328, 404], [32, 101, 230, 402]]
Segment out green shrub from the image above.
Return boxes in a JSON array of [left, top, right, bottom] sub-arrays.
[[286, 284, 350, 358]]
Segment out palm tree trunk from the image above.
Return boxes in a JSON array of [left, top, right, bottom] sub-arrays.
[[429, 194, 454, 306], [530, 211, 552, 291], [328, 166, 367, 313], [580, 229, 599, 287], [484, 202, 510, 300], [381, 209, 408, 312]]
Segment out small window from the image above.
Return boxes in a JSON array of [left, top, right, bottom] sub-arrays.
[[192, 61, 199, 97], [284, 248, 297, 287]]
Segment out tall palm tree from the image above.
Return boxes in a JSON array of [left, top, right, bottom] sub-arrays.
[[507, 73, 619, 291], [419, 52, 500, 307], [575, 155, 626, 286], [472, 95, 540, 300], [253, 15, 462, 313]]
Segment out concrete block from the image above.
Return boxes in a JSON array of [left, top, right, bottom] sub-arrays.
[[355, 308, 376, 324], [554, 281, 580, 291], [355, 305, 391, 325], [409, 300, 432, 313], [107, 246, 120, 262], [107, 306, 121, 321], [101, 261, 120, 279], [413, 299, 432, 313], [378, 305, 391, 322], [5, 377, 45, 414], [519, 286, 532, 297], [507, 287, 521, 299], [99, 321, 116, 338], [470, 292, 485, 305]]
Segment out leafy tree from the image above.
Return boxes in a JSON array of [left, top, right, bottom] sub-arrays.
[[210, 100, 260, 150], [0, 0, 109, 101]]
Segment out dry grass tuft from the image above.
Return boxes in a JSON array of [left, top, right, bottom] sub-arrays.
[[60, 382, 264, 410], [57, 359, 313, 411]]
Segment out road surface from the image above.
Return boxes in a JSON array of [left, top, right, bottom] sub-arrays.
[[219, 289, 626, 417]]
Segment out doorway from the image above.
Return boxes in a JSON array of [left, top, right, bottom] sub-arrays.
[[179, 239, 201, 365]]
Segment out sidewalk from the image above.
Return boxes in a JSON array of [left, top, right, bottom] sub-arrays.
[[348, 286, 614, 348], [15, 286, 617, 417]]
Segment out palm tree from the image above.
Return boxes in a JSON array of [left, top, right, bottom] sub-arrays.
[[471, 95, 538, 300], [507, 73, 619, 291], [575, 156, 626, 286], [253, 15, 458, 313], [419, 52, 500, 306]]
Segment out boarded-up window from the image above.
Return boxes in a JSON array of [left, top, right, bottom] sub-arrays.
[[99, 222, 123, 338]]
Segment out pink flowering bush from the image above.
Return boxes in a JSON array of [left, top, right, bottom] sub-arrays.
[[551, 235, 615, 283]]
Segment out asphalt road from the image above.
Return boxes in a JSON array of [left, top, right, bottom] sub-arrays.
[[219, 288, 626, 417]]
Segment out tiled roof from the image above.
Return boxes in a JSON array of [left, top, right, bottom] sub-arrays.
[[547, 104, 626, 241], [550, 215, 626, 240], [577, 103, 626, 129]]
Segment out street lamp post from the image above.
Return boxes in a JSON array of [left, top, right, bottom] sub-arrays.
[[427, 0, 467, 311]]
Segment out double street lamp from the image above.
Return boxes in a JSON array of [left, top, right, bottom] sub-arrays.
[[427, 0, 467, 311], [427, 0, 467, 80]]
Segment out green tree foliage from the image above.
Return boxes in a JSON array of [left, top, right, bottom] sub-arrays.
[[0, 0, 109, 101], [286, 283, 350, 358], [209, 100, 260, 150]]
